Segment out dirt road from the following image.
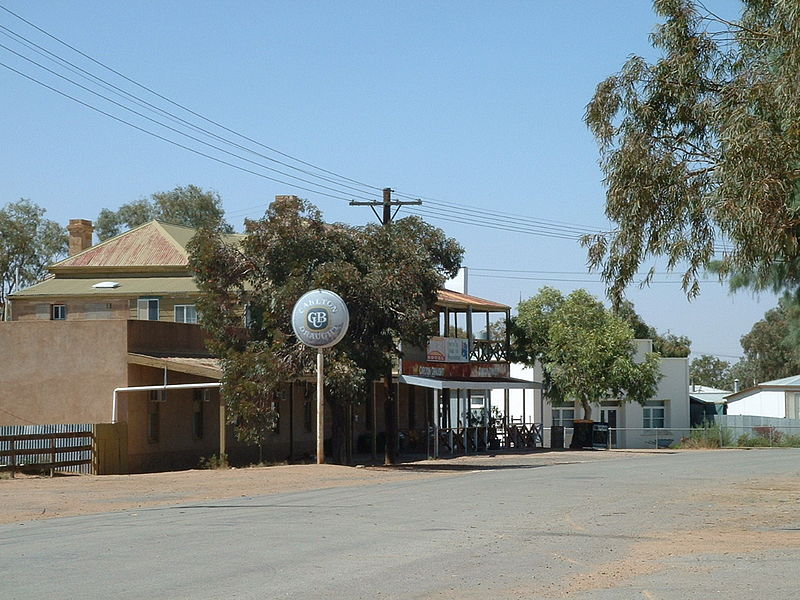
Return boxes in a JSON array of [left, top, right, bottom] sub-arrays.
[[0, 449, 620, 524]]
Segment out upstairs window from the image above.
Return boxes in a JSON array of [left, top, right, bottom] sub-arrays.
[[137, 298, 159, 321], [175, 304, 198, 324], [51, 304, 67, 320]]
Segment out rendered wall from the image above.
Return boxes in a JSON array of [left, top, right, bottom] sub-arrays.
[[0, 320, 129, 425]]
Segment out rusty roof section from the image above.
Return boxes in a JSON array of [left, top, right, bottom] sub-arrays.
[[52, 221, 189, 273], [436, 289, 509, 311]]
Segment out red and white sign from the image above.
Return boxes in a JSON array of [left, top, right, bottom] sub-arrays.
[[426, 337, 469, 363]]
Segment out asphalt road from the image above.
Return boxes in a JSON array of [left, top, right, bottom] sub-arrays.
[[2, 450, 799, 599]]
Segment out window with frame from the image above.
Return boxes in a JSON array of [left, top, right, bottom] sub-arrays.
[[552, 408, 575, 428], [137, 298, 160, 321], [175, 304, 198, 324], [51, 304, 67, 320], [643, 401, 666, 429]]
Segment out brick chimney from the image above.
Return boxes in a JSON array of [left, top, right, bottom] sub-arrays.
[[67, 219, 94, 256]]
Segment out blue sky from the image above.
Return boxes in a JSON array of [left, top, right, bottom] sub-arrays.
[[1, 0, 768, 362]]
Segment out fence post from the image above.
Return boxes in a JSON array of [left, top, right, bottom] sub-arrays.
[[49, 434, 56, 477], [10, 438, 16, 479]]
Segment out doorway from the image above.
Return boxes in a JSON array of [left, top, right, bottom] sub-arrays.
[[599, 408, 617, 447]]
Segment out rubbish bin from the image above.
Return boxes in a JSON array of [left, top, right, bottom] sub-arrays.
[[551, 425, 564, 449], [592, 422, 609, 450]]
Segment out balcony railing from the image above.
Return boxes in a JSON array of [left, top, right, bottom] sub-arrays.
[[470, 339, 508, 362]]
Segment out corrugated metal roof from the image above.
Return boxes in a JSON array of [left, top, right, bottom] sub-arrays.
[[53, 221, 188, 270], [51, 221, 243, 272], [11, 275, 198, 297], [436, 289, 509, 311], [759, 374, 800, 387], [724, 373, 800, 401], [689, 392, 729, 404]]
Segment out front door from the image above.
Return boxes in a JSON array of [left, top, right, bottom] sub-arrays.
[[600, 408, 617, 447]]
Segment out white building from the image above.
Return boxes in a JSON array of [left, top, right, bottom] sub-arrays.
[[490, 340, 690, 449], [725, 374, 800, 419]]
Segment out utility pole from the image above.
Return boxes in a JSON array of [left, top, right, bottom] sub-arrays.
[[350, 188, 421, 465], [350, 187, 421, 227]]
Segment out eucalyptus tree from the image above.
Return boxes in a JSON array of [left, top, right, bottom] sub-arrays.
[[515, 287, 661, 422], [689, 355, 732, 390], [733, 297, 800, 385], [613, 299, 691, 357], [189, 196, 462, 465], [0, 199, 67, 319], [96, 184, 232, 240], [585, 0, 800, 304]]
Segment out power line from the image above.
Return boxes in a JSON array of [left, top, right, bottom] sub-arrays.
[[0, 5, 625, 240], [397, 192, 601, 234], [0, 60, 362, 202], [471, 266, 722, 277], [0, 3, 384, 196], [0, 39, 380, 203], [470, 272, 717, 284], [0, 4, 744, 257], [405, 206, 583, 240], [0, 22, 385, 201]]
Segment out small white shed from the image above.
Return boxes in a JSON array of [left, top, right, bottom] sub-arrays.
[[725, 374, 800, 419]]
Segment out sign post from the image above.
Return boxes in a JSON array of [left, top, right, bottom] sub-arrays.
[[291, 290, 349, 464]]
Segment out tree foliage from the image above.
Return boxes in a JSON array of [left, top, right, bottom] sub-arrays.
[[96, 184, 233, 240], [689, 354, 732, 389], [188, 196, 462, 464], [514, 287, 661, 420], [613, 299, 691, 357], [584, 0, 800, 303], [730, 297, 800, 386], [0, 199, 67, 318]]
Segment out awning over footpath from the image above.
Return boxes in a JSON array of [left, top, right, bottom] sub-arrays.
[[399, 375, 540, 391], [128, 353, 222, 379]]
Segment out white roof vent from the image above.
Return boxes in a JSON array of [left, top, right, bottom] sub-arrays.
[[92, 281, 121, 289]]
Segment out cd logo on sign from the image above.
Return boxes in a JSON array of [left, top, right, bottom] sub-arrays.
[[306, 308, 330, 331]]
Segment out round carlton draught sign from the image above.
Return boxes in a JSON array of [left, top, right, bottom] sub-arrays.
[[291, 289, 349, 348]]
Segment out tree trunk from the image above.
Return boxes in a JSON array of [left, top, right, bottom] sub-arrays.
[[581, 397, 593, 421], [570, 396, 595, 449], [384, 369, 398, 465]]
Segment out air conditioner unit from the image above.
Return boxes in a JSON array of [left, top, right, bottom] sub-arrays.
[[149, 390, 167, 403]]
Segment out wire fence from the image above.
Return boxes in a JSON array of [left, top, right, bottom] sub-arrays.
[[542, 420, 800, 450]]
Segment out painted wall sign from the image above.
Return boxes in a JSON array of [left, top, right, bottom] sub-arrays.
[[291, 289, 350, 348], [402, 360, 510, 379]]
